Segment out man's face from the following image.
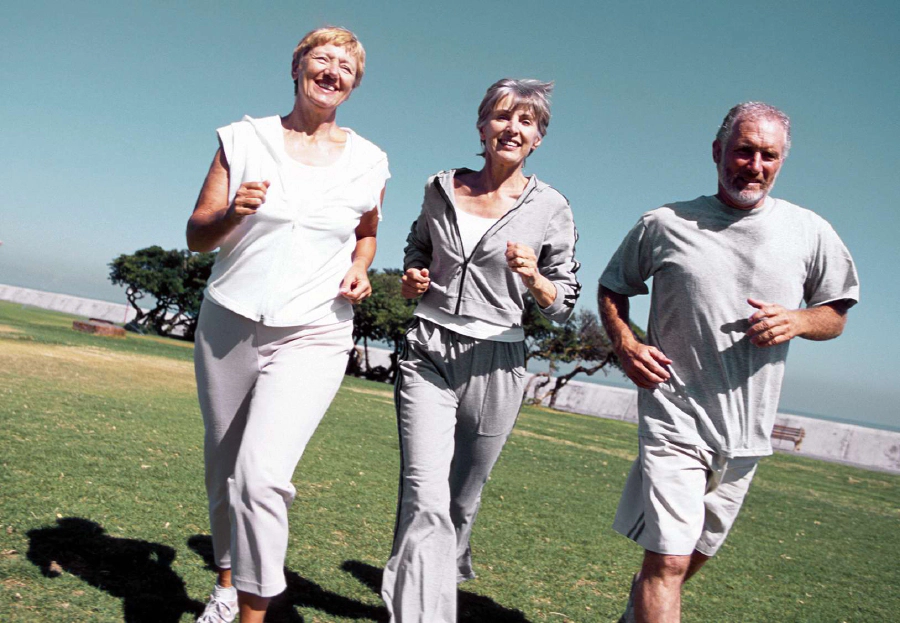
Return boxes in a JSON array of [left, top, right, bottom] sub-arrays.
[[713, 117, 787, 210]]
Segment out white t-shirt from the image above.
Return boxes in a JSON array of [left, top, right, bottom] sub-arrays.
[[415, 206, 525, 342], [204, 115, 390, 327]]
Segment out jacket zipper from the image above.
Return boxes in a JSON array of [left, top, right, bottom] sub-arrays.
[[432, 177, 538, 315]]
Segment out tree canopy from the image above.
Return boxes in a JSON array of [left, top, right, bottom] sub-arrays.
[[349, 269, 416, 382], [524, 295, 645, 407], [108, 246, 215, 340]]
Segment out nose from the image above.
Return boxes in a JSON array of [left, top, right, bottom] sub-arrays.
[[322, 59, 340, 76], [746, 152, 763, 173], [504, 118, 521, 135]]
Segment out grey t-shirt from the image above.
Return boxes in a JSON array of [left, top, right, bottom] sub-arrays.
[[600, 196, 859, 457]]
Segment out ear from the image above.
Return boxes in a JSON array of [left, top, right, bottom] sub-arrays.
[[531, 134, 543, 152], [291, 57, 300, 81], [711, 139, 721, 164]]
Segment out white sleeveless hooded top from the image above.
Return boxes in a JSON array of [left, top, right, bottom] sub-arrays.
[[204, 115, 390, 326]]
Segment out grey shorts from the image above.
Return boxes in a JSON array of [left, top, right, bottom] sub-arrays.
[[612, 437, 759, 556]]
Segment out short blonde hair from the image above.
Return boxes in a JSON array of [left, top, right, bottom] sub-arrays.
[[292, 26, 366, 92]]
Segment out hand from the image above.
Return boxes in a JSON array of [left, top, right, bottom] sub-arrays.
[[505, 241, 539, 287], [226, 180, 270, 223], [618, 340, 673, 390], [746, 298, 801, 347], [339, 262, 371, 304], [401, 268, 430, 299]]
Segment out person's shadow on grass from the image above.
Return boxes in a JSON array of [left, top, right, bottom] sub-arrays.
[[341, 560, 531, 622], [26, 516, 204, 623], [188, 535, 387, 622]]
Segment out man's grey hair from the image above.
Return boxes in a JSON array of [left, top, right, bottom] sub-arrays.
[[715, 102, 792, 157], [476, 78, 554, 142]]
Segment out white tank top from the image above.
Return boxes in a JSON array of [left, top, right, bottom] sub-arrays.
[[204, 116, 390, 327]]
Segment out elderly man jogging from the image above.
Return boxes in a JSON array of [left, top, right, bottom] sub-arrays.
[[599, 102, 859, 623]]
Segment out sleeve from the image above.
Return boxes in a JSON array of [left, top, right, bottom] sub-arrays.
[[402, 183, 433, 271], [598, 215, 653, 297], [804, 220, 860, 308], [370, 154, 390, 221], [216, 122, 246, 204], [536, 202, 581, 324]]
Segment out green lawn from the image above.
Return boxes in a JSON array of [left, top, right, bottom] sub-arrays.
[[0, 300, 897, 622]]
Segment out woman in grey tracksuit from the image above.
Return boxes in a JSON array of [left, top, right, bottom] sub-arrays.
[[381, 78, 580, 623]]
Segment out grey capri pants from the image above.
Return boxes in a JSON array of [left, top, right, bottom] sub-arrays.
[[193, 299, 352, 597]]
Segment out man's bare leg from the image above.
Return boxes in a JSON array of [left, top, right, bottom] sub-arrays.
[[634, 550, 710, 623]]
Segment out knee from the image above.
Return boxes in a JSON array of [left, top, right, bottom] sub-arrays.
[[641, 552, 691, 583], [228, 471, 296, 513]]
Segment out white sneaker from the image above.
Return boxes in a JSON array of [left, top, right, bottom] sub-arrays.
[[197, 585, 238, 623]]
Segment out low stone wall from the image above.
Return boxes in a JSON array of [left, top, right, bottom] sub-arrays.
[[524, 374, 900, 474], [0, 284, 138, 324], [365, 345, 899, 473]]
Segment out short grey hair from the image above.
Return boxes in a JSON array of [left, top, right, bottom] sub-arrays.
[[476, 78, 554, 140], [716, 101, 792, 157]]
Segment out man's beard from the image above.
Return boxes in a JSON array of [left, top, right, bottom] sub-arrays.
[[717, 162, 771, 208]]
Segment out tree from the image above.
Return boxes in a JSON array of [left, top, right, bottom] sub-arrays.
[[109, 246, 215, 340], [349, 269, 416, 382], [522, 295, 645, 408]]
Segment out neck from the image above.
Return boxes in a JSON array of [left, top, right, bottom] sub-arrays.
[[282, 96, 340, 137], [475, 158, 529, 194]]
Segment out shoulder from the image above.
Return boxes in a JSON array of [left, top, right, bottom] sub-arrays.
[[216, 115, 279, 146], [529, 177, 571, 219], [771, 197, 829, 226], [344, 128, 389, 165], [643, 196, 709, 226], [218, 114, 278, 134]]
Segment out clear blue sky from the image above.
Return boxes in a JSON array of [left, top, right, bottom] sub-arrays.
[[1, 1, 897, 429]]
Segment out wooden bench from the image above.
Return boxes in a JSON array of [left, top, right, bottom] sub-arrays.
[[772, 424, 805, 450]]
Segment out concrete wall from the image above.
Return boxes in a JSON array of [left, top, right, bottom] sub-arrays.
[[5, 284, 897, 474], [0, 284, 139, 324], [523, 374, 900, 474], [364, 345, 899, 473]]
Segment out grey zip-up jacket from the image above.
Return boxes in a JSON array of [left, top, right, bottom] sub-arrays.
[[405, 169, 581, 327]]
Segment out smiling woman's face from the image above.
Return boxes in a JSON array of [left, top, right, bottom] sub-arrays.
[[480, 96, 543, 166], [293, 44, 358, 111]]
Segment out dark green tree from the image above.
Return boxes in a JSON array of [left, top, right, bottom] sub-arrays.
[[350, 269, 416, 382], [109, 246, 215, 340], [523, 295, 645, 408]]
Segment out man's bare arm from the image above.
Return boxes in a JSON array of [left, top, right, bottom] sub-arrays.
[[599, 286, 672, 389], [746, 298, 850, 347]]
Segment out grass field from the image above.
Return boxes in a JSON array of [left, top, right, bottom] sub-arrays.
[[0, 300, 898, 622]]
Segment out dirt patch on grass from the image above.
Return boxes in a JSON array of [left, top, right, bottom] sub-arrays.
[[1, 340, 196, 395], [513, 428, 636, 461], [0, 324, 23, 334], [345, 386, 393, 399]]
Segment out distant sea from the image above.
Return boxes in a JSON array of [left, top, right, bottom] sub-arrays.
[[527, 359, 900, 433]]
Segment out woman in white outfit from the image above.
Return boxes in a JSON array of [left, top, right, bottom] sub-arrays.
[[187, 27, 389, 623]]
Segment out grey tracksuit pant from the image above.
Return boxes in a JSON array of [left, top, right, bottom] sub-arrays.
[[193, 300, 352, 597], [381, 318, 527, 623]]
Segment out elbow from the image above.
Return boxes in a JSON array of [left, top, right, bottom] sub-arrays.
[[834, 314, 848, 338], [186, 227, 214, 254]]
